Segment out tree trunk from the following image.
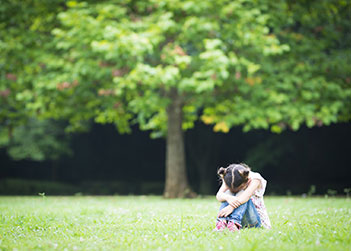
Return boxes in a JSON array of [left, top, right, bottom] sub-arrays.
[[164, 89, 193, 198]]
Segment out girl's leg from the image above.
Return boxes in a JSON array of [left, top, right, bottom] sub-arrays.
[[214, 202, 230, 231], [217, 201, 230, 222], [216, 201, 248, 227], [241, 199, 261, 228], [218, 200, 261, 229], [226, 201, 248, 229]]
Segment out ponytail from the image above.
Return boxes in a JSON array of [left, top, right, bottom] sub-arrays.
[[238, 169, 250, 179], [217, 167, 227, 179]]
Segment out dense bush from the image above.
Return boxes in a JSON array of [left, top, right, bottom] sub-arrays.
[[0, 179, 164, 195], [0, 179, 79, 195]]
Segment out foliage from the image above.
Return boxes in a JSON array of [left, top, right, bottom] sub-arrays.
[[0, 118, 72, 161], [1, 0, 350, 136], [202, 0, 351, 132], [0, 196, 350, 250], [22, 0, 286, 135], [0, 0, 74, 161], [0, 0, 67, 129], [244, 135, 293, 171], [2, 0, 349, 136]]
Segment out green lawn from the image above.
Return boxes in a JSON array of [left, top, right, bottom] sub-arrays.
[[0, 196, 350, 250]]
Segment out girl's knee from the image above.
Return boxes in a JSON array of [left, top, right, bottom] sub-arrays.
[[219, 201, 229, 210]]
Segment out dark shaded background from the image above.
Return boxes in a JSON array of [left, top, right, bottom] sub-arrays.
[[1, 122, 350, 195]]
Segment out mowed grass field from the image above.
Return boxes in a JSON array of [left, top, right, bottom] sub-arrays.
[[0, 196, 350, 250]]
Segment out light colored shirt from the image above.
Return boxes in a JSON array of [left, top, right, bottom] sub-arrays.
[[249, 171, 272, 229]]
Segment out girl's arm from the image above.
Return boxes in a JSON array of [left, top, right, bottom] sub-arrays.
[[218, 179, 262, 217], [236, 179, 261, 204], [215, 181, 230, 202], [216, 181, 241, 208]]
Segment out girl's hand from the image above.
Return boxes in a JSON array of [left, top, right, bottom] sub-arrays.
[[218, 205, 234, 217], [226, 196, 241, 208]]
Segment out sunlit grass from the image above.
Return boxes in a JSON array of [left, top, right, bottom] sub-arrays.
[[0, 196, 350, 250]]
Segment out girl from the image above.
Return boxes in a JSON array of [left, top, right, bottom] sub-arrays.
[[214, 163, 271, 232]]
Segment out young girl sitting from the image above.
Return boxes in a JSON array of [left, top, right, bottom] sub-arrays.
[[214, 163, 271, 232]]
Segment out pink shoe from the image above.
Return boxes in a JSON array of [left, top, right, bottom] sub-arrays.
[[227, 221, 240, 232], [214, 220, 227, 232]]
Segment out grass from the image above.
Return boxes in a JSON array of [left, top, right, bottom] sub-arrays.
[[0, 196, 350, 250]]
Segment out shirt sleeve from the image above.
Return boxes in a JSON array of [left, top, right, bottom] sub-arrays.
[[250, 172, 267, 197]]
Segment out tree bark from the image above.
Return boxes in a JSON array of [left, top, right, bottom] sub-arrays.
[[164, 89, 193, 198]]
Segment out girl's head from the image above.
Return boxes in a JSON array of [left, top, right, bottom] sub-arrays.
[[218, 163, 251, 193]]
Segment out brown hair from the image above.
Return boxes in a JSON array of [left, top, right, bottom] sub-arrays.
[[217, 163, 250, 193]]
